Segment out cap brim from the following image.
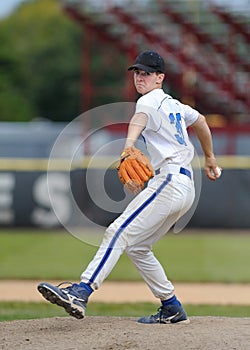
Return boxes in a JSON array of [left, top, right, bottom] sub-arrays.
[[127, 64, 157, 73]]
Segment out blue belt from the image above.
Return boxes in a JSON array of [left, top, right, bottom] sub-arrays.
[[155, 167, 191, 179]]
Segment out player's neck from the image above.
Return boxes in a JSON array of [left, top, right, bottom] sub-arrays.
[[142, 87, 162, 95]]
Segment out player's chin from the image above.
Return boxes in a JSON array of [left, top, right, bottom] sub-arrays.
[[135, 86, 146, 94]]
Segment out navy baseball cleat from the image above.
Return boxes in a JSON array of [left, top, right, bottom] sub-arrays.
[[37, 282, 89, 319], [137, 304, 190, 324]]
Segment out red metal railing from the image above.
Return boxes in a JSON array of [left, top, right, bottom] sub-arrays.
[[63, 3, 250, 121], [211, 5, 250, 44], [159, 3, 250, 73], [109, 6, 250, 116]]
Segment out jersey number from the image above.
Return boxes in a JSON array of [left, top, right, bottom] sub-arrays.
[[169, 113, 187, 146]]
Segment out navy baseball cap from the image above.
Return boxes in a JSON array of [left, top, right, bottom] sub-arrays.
[[128, 50, 165, 73]]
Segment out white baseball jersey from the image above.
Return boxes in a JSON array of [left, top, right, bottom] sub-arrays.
[[135, 88, 199, 170]]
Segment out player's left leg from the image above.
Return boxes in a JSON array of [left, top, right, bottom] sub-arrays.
[[79, 176, 177, 291], [37, 192, 145, 318], [37, 229, 127, 319]]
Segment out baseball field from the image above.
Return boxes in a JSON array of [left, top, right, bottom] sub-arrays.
[[1, 228, 250, 349]]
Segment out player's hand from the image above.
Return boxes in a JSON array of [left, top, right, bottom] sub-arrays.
[[117, 146, 154, 194], [204, 156, 222, 181]]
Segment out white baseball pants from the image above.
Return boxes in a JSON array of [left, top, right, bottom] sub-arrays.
[[81, 167, 195, 300]]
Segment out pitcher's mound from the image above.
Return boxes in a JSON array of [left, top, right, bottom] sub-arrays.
[[1, 316, 249, 350]]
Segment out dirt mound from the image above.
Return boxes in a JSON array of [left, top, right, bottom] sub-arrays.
[[1, 316, 250, 350]]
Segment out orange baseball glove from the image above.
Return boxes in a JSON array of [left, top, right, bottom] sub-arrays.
[[118, 146, 154, 194]]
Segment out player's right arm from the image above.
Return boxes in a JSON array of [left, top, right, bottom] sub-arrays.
[[124, 113, 148, 148], [191, 114, 220, 181]]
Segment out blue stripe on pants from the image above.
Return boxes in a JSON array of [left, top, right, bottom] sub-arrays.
[[88, 174, 172, 284]]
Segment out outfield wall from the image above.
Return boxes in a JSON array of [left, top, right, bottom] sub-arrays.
[[0, 156, 249, 229]]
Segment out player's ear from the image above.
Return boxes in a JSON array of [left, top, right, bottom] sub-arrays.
[[156, 73, 165, 84]]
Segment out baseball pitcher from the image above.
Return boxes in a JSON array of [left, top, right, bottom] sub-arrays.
[[38, 50, 221, 324]]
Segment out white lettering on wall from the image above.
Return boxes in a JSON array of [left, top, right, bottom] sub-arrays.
[[0, 173, 15, 223], [31, 173, 71, 227]]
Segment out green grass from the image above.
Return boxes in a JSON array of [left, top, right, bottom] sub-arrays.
[[0, 229, 250, 282], [1, 229, 249, 323], [0, 302, 249, 322]]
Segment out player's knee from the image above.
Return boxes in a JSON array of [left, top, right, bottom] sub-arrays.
[[104, 222, 119, 241], [126, 245, 151, 259], [103, 225, 127, 249]]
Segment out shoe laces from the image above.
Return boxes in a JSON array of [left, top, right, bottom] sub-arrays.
[[57, 281, 74, 291], [57, 281, 81, 295], [151, 306, 164, 321], [57, 281, 88, 301]]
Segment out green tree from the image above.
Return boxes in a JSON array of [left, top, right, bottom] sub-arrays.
[[0, 0, 82, 121], [0, 18, 36, 121]]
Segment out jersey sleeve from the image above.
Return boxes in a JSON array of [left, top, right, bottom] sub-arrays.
[[182, 104, 199, 127], [135, 95, 161, 132]]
